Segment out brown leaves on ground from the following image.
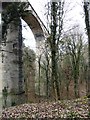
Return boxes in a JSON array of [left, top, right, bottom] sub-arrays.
[[1, 97, 88, 119]]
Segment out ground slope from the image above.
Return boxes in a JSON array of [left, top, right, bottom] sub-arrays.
[[1, 97, 88, 119]]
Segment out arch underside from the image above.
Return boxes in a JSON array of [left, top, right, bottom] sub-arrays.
[[2, 2, 46, 41], [22, 14, 45, 43], [22, 14, 44, 39], [22, 11, 46, 58], [21, 11, 46, 96]]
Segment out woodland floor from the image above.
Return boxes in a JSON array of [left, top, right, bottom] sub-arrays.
[[1, 97, 89, 119]]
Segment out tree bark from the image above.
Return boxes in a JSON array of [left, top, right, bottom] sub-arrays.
[[84, 2, 90, 114], [51, 2, 60, 100]]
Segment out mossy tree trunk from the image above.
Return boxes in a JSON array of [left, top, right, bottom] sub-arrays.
[[50, 2, 60, 100], [84, 1, 90, 114]]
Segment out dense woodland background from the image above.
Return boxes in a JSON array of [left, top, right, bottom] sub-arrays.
[[22, 1, 89, 102], [1, 1, 90, 112]]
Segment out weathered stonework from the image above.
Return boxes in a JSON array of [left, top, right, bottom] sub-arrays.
[[0, 2, 48, 109], [2, 23, 19, 93], [1, 20, 25, 108]]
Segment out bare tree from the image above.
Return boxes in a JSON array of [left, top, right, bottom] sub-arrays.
[[65, 32, 83, 98], [46, 1, 65, 100]]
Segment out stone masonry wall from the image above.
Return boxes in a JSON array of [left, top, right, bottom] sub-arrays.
[[0, 20, 25, 108]]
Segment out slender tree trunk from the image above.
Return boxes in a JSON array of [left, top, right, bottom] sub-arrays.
[[74, 77, 79, 98], [45, 55, 50, 99], [66, 80, 69, 99], [73, 65, 79, 98], [38, 57, 41, 98], [46, 69, 49, 99]]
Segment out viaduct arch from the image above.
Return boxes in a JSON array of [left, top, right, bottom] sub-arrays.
[[0, 2, 48, 108]]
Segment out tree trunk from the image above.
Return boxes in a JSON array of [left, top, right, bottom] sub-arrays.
[[84, 2, 90, 114], [50, 2, 60, 100], [74, 77, 79, 98], [45, 58, 50, 99], [38, 56, 41, 98], [73, 64, 79, 98]]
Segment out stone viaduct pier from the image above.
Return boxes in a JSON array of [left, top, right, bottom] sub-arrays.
[[0, 1, 48, 110]]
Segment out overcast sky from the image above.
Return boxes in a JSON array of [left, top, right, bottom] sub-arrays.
[[0, 0, 86, 51], [23, 0, 86, 51]]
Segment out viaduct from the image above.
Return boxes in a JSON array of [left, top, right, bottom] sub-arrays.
[[0, 1, 48, 110]]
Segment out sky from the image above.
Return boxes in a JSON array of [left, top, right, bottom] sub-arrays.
[[0, 0, 86, 51], [63, 0, 85, 31], [22, 20, 36, 51], [22, 0, 86, 51]]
